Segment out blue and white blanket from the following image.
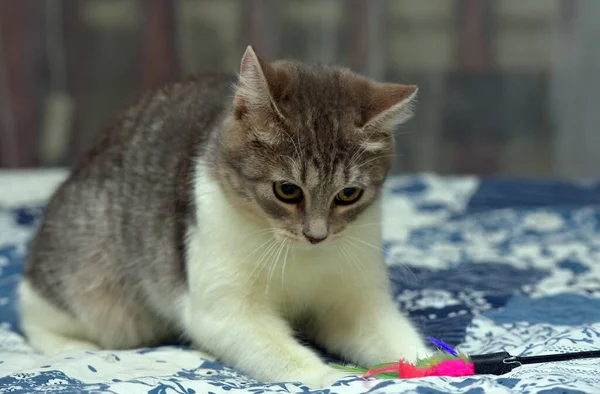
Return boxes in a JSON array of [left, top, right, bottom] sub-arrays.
[[0, 171, 599, 393]]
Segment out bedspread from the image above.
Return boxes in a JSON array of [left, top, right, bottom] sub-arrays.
[[0, 170, 599, 393]]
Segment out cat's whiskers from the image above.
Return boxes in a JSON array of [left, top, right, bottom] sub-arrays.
[[355, 154, 402, 171], [245, 227, 290, 280], [247, 237, 280, 287], [281, 129, 303, 163], [347, 145, 367, 169], [279, 241, 291, 317], [348, 124, 387, 168], [280, 128, 306, 180], [348, 128, 376, 164], [332, 244, 345, 279], [335, 243, 355, 279], [383, 129, 414, 140], [339, 238, 369, 277], [390, 129, 415, 138], [242, 227, 279, 242], [347, 222, 382, 229], [259, 238, 283, 282], [283, 155, 302, 179], [349, 128, 412, 170], [344, 235, 418, 283], [227, 227, 279, 286], [265, 239, 287, 295]]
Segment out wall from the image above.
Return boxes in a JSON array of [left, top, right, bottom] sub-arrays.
[[0, 0, 598, 178]]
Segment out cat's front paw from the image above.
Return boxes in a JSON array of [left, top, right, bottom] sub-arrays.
[[368, 340, 432, 365], [401, 343, 434, 363], [296, 367, 357, 388]]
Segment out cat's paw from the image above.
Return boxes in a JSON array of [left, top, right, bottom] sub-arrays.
[[369, 342, 432, 365], [397, 342, 434, 363], [411, 347, 438, 364], [297, 367, 358, 388]]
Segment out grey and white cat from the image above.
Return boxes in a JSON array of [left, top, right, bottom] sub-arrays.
[[19, 46, 428, 387]]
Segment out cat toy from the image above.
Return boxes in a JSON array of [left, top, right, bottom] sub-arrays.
[[334, 337, 600, 379]]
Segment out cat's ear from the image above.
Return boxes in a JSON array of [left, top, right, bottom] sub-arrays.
[[234, 46, 285, 119], [362, 83, 418, 132]]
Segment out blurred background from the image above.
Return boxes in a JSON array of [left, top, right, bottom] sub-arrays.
[[0, 0, 599, 178]]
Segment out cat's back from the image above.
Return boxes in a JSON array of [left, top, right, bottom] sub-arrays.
[[42, 72, 236, 230], [25, 73, 236, 311], [74, 72, 235, 180], [50, 72, 235, 204]]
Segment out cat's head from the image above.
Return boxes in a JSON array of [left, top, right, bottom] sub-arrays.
[[216, 46, 417, 246]]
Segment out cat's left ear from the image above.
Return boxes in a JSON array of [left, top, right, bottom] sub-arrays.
[[361, 83, 418, 132], [234, 46, 285, 119]]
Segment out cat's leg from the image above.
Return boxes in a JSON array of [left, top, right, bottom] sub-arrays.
[[18, 279, 100, 355], [311, 293, 430, 367], [182, 299, 353, 387]]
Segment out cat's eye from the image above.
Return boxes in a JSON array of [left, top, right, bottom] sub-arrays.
[[335, 187, 363, 205], [273, 182, 303, 203]]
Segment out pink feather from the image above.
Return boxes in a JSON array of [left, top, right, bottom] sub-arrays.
[[431, 359, 475, 377]]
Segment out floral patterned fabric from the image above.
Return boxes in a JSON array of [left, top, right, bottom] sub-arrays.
[[0, 171, 599, 393]]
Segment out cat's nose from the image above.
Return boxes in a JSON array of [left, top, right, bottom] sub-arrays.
[[303, 232, 327, 244]]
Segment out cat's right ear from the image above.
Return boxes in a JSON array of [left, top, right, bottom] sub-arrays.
[[361, 83, 418, 133], [234, 46, 285, 119]]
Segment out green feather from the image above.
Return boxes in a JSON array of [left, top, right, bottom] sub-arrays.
[[329, 363, 368, 374]]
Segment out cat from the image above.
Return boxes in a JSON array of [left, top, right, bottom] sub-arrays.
[[19, 46, 428, 387]]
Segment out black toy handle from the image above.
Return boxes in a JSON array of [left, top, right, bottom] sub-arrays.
[[516, 350, 600, 365], [470, 352, 518, 375], [470, 350, 600, 375]]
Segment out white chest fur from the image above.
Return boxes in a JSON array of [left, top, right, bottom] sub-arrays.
[[184, 165, 388, 320]]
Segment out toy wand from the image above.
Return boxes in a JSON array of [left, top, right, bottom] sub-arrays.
[[469, 349, 600, 375], [333, 337, 600, 379]]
